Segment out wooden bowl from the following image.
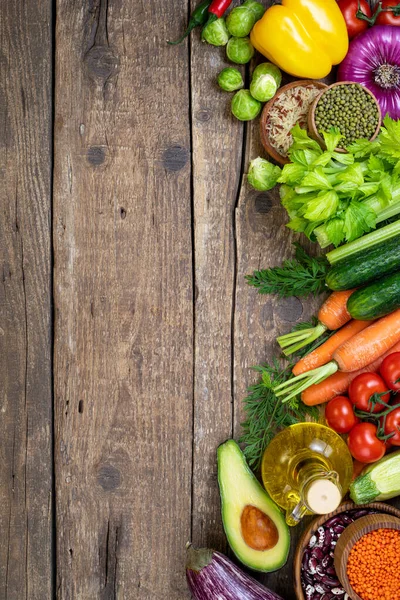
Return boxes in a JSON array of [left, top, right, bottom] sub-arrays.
[[293, 501, 400, 600], [260, 80, 328, 165], [308, 81, 382, 154], [334, 513, 400, 600]]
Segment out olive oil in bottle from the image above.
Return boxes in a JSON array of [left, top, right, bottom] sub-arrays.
[[261, 423, 353, 526]]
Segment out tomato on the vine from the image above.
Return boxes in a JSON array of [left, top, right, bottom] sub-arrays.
[[347, 423, 386, 463], [384, 404, 400, 446], [348, 372, 390, 414], [337, 0, 371, 38], [380, 352, 400, 392], [325, 396, 358, 434], [375, 0, 400, 26]]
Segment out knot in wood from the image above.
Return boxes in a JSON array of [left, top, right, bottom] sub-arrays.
[[276, 297, 303, 323], [254, 193, 272, 215], [97, 464, 121, 491], [87, 145, 106, 166], [85, 45, 119, 82], [162, 145, 189, 172]]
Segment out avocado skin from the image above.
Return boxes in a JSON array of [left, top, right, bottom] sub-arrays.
[[217, 439, 290, 573]]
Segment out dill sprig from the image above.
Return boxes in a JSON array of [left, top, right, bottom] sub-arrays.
[[245, 243, 329, 298], [240, 359, 319, 470]]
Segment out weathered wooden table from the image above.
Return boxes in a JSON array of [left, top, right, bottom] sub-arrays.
[[2, 1, 398, 599]]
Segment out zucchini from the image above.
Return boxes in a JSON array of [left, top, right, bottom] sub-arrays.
[[326, 235, 400, 291], [347, 271, 400, 320], [350, 450, 400, 504]]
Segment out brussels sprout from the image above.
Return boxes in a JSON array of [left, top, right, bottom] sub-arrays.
[[252, 62, 282, 88], [217, 67, 244, 92], [226, 37, 255, 65], [243, 0, 266, 21], [231, 90, 261, 121], [226, 6, 256, 38], [202, 18, 230, 46], [247, 157, 281, 191], [250, 73, 277, 102]]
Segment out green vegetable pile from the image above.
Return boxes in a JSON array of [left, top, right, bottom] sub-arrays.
[[249, 117, 400, 248]]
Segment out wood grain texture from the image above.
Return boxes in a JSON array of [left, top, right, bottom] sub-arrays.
[[189, 0, 244, 551], [0, 2, 53, 598], [53, 1, 192, 598]]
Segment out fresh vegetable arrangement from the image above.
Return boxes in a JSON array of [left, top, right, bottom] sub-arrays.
[[170, 1, 400, 597]]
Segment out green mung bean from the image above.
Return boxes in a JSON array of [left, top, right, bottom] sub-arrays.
[[314, 84, 380, 149]]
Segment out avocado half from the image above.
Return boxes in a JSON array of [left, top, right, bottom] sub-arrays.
[[217, 439, 290, 573]]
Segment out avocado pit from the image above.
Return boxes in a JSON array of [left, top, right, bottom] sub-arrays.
[[240, 505, 279, 551]]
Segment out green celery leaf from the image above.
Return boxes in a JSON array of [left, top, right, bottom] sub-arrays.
[[278, 163, 308, 185], [299, 167, 332, 190], [380, 172, 393, 200], [358, 182, 380, 196], [324, 217, 345, 247], [379, 116, 400, 159], [303, 190, 339, 221], [343, 201, 377, 241], [368, 155, 386, 173], [289, 148, 322, 167], [289, 124, 322, 152], [330, 152, 355, 165], [336, 163, 364, 186], [303, 220, 322, 240], [323, 127, 343, 153], [347, 137, 379, 158], [286, 216, 308, 233]]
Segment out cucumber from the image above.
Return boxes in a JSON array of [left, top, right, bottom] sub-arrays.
[[326, 235, 400, 291], [347, 271, 400, 320]]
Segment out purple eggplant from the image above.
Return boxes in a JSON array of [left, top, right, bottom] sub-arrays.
[[186, 545, 285, 600]]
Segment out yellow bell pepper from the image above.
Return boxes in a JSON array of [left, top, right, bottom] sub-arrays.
[[250, 0, 349, 79]]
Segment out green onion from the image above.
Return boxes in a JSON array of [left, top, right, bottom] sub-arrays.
[[326, 219, 400, 265]]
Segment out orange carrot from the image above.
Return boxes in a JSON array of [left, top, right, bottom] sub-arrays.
[[318, 289, 354, 330], [301, 340, 400, 406], [334, 308, 400, 372], [275, 310, 400, 403], [277, 290, 355, 356], [292, 319, 373, 377]]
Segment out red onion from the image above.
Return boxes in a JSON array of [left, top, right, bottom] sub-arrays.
[[338, 26, 400, 120]]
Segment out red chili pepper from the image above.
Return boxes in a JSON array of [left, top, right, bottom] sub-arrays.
[[208, 0, 233, 18], [203, 0, 233, 28]]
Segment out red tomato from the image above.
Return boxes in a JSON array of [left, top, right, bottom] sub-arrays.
[[376, 0, 400, 26], [384, 405, 400, 446], [348, 372, 390, 414], [325, 396, 359, 434], [380, 352, 400, 392], [348, 423, 386, 463], [337, 0, 371, 38]]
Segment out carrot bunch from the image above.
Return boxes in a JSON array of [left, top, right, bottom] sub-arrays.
[[277, 290, 354, 355], [274, 309, 400, 404]]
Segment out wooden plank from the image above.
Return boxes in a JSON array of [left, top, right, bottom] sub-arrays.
[[53, 1, 193, 598], [189, 7, 244, 549], [0, 2, 53, 598]]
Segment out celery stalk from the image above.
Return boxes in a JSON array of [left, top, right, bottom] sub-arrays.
[[326, 219, 400, 265]]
